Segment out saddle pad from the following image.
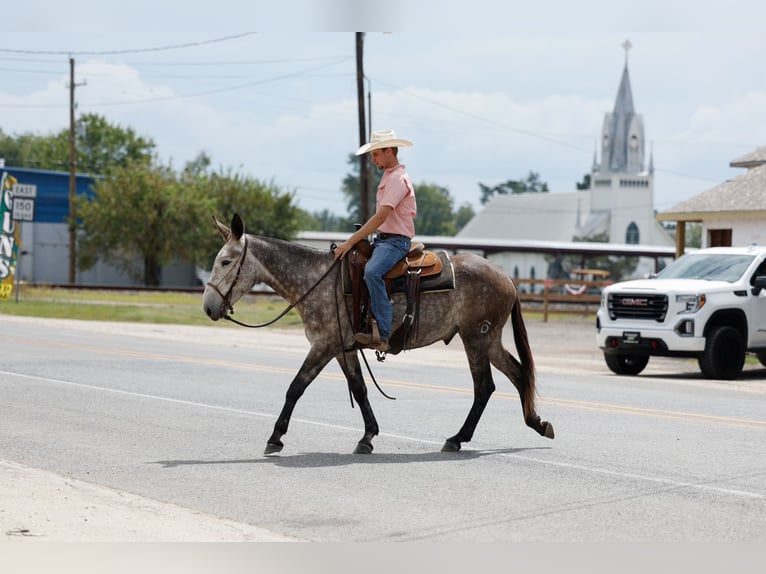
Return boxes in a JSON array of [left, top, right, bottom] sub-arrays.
[[342, 251, 455, 295]]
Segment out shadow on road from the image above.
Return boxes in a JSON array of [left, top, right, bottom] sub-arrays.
[[151, 446, 552, 469]]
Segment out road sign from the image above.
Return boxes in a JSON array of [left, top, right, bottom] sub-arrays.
[[11, 197, 35, 221], [12, 183, 37, 198]]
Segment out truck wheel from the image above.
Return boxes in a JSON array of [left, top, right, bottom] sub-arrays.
[[757, 352, 766, 368], [604, 352, 649, 375], [698, 326, 745, 380]]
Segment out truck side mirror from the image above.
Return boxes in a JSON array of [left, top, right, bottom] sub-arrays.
[[752, 275, 766, 296]]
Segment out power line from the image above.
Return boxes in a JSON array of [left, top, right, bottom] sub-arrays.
[[0, 32, 257, 56], [370, 77, 591, 154], [0, 57, 352, 109], [126, 56, 349, 67]]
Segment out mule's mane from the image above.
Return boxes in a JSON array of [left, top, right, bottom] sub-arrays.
[[251, 234, 331, 257], [244, 234, 336, 303]]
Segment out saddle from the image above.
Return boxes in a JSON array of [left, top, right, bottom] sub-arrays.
[[384, 242, 442, 280], [345, 237, 453, 355]]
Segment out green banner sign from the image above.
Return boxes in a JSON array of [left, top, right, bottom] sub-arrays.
[[1, 171, 21, 301]]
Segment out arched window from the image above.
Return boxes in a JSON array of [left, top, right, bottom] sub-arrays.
[[626, 222, 640, 244], [513, 265, 519, 279], [530, 266, 536, 294]]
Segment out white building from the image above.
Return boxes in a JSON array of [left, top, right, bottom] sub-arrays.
[[458, 43, 674, 281], [658, 146, 766, 252]]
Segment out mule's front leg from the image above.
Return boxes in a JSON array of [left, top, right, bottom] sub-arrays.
[[265, 348, 332, 455]]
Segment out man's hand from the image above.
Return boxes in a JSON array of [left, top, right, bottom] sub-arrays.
[[334, 240, 353, 260]]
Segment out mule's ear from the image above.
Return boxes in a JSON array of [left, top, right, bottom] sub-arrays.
[[213, 216, 231, 241], [231, 213, 245, 241]]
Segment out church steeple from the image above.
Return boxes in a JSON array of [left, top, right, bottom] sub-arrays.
[[599, 39, 645, 174]]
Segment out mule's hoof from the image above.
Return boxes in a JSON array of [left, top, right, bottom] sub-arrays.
[[441, 440, 461, 452], [543, 422, 555, 439], [354, 441, 373, 455], [264, 442, 283, 456]]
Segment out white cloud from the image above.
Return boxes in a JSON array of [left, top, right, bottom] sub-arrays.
[[3, 22, 766, 219]]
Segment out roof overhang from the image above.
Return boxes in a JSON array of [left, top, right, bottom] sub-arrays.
[[657, 210, 766, 222], [298, 231, 676, 258]]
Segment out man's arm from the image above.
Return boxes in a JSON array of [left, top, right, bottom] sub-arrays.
[[334, 205, 393, 260]]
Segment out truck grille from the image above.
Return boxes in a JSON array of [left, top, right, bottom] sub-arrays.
[[607, 293, 668, 321]]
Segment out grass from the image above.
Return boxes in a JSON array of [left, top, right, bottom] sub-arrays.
[[1, 285, 586, 329], [0, 285, 304, 328]]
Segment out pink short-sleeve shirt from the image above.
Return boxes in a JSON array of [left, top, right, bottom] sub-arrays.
[[377, 164, 416, 238]]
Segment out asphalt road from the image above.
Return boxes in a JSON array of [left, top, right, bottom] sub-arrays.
[[1, 314, 765, 542]]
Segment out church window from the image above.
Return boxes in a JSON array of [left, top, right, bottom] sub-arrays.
[[626, 222, 639, 244]]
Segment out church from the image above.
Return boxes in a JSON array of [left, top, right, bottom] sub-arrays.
[[458, 42, 674, 282]]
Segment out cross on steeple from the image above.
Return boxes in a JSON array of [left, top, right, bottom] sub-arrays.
[[622, 38, 632, 66]]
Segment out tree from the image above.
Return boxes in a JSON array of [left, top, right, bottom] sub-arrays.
[[576, 173, 591, 190], [190, 168, 303, 268], [454, 203, 476, 232], [686, 222, 702, 248], [341, 152, 378, 227], [479, 171, 549, 204], [0, 113, 155, 173], [661, 221, 702, 248], [414, 183, 457, 236], [303, 208, 348, 232], [0, 129, 50, 168], [77, 158, 304, 285], [76, 159, 214, 286]]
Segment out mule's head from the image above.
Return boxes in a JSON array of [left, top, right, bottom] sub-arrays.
[[202, 213, 253, 321]]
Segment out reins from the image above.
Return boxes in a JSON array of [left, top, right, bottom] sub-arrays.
[[209, 237, 395, 402], [331, 250, 396, 403], [222, 252, 339, 329]]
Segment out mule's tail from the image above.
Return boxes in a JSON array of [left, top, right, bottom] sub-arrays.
[[510, 299, 554, 439], [510, 299, 536, 420]]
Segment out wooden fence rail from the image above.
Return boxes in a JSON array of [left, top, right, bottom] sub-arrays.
[[514, 278, 609, 322]]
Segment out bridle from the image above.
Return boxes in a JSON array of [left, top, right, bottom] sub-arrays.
[[206, 233, 339, 329], [207, 237, 395, 401], [206, 233, 250, 318]]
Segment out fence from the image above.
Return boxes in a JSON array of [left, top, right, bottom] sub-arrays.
[[514, 278, 610, 322]]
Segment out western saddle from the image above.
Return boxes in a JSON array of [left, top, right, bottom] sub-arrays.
[[346, 236, 443, 353]]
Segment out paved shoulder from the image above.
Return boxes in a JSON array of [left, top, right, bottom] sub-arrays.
[[1, 460, 299, 542]]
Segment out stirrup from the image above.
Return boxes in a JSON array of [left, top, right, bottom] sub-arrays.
[[354, 320, 381, 347]]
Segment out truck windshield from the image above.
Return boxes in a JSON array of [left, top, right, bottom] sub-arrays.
[[656, 254, 755, 282]]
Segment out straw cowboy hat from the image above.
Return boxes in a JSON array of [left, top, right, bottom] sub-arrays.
[[356, 129, 413, 155]]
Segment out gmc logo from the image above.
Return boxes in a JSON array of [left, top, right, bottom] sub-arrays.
[[621, 297, 648, 307]]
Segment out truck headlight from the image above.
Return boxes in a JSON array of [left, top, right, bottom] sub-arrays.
[[676, 293, 706, 314]]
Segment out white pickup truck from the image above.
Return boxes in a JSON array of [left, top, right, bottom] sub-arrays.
[[596, 245, 766, 379]]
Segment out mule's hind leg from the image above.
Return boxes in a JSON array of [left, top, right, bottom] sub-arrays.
[[443, 337, 496, 452], [489, 340, 554, 439], [336, 351, 379, 454]]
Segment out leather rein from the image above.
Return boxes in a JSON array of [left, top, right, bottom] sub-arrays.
[[206, 234, 339, 328], [207, 238, 395, 402]]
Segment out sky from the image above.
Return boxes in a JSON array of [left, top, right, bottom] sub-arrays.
[[3, 1, 766, 222]]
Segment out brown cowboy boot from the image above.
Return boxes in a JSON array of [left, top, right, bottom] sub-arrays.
[[355, 319, 382, 348]]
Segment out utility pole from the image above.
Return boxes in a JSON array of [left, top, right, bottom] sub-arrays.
[[68, 57, 77, 284], [67, 57, 85, 285], [355, 33, 370, 223]]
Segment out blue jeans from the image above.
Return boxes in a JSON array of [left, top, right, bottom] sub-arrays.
[[364, 235, 411, 341]]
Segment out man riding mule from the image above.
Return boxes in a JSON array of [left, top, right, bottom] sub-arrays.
[[333, 130, 417, 354], [202, 213, 555, 455]]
